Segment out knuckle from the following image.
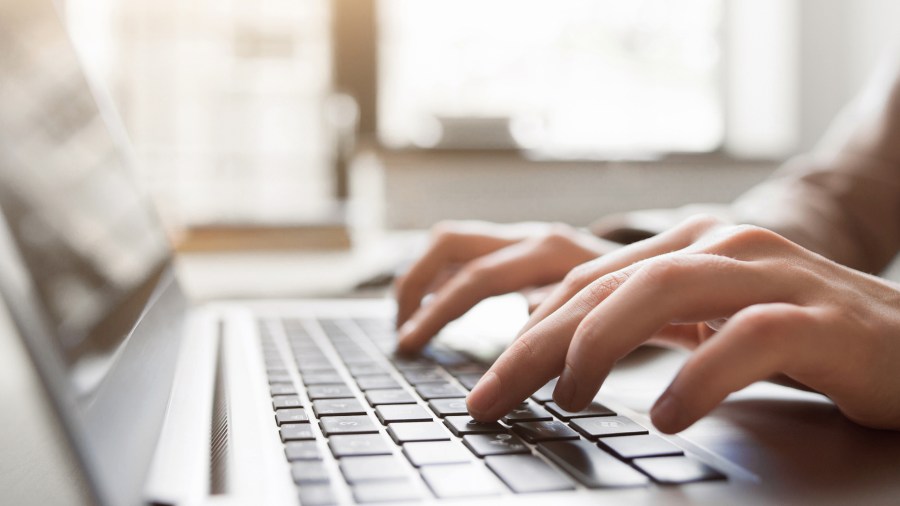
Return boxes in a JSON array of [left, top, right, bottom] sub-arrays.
[[679, 213, 725, 234], [724, 224, 787, 249], [460, 259, 494, 284], [634, 255, 690, 288], [430, 220, 462, 242], [581, 270, 630, 307], [563, 262, 596, 288]]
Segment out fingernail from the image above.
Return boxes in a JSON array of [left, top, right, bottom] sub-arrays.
[[650, 390, 685, 433], [553, 368, 575, 409], [467, 371, 500, 419]]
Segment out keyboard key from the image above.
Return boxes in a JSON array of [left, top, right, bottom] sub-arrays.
[[352, 479, 421, 503], [387, 421, 451, 443], [455, 373, 483, 390], [356, 375, 401, 391], [500, 403, 553, 423], [633, 455, 726, 484], [291, 460, 330, 484], [415, 382, 468, 400], [268, 373, 293, 384], [298, 484, 337, 506], [366, 389, 416, 406], [375, 404, 433, 424], [329, 434, 393, 457], [307, 384, 354, 400], [390, 356, 434, 371], [512, 421, 579, 443], [485, 454, 575, 493], [297, 361, 338, 373], [545, 401, 616, 420], [272, 395, 303, 409], [320, 415, 379, 436], [285, 441, 321, 461], [348, 363, 388, 377], [428, 398, 469, 417], [446, 363, 488, 377], [403, 441, 471, 466], [275, 408, 309, 425], [402, 369, 446, 384], [538, 439, 650, 488], [463, 433, 530, 457], [270, 383, 297, 396], [340, 455, 407, 483], [420, 463, 506, 498], [281, 423, 316, 441], [598, 434, 683, 459], [313, 399, 367, 417], [570, 416, 648, 439], [530, 378, 558, 403], [443, 416, 506, 437], [302, 372, 345, 385]]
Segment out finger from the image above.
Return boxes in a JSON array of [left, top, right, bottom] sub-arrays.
[[523, 283, 559, 313], [396, 237, 582, 354], [650, 303, 820, 433], [466, 261, 646, 421], [520, 214, 723, 337], [395, 226, 517, 327], [555, 254, 787, 411]]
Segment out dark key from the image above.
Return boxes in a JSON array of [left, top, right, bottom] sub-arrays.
[[352, 479, 421, 503], [538, 439, 649, 488], [307, 384, 354, 400], [375, 404, 433, 424], [291, 460, 330, 484], [329, 434, 393, 458], [598, 434, 683, 459], [356, 375, 401, 391], [273, 395, 302, 410], [348, 363, 388, 376], [403, 441, 471, 466], [390, 356, 434, 371], [530, 378, 558, 403], [313, 399, 367, 417], [340, 455, 407, 483], [402, 369, 446, 384], [501, 403, 553, 424], [285, 441, 321, 461], [281, 423, 315, 441], [320, 415, 379, 436], [420, 463, 505, 498], [387, 421, 451, 443], [455, 373, 483, 390], [298, 484, 337, 506], [632, 455, 726, 484], [276, 408, 310, 425], [570, 416, 648, 439], [486, 454, 575, 493], [302, 372, 345, 385], [463, 433, 530, 457], [415, 382, 467, 400], [270, 383, 297, 396], [268, 373, 293, 384], [365, 388, 416, 406], [545, 401, 616, 420], [443, 416, 507, 437], [446, 363, 488, 377], [297, 361, 339, 373], [512, 420, 579, 443], [428, 398, 469, 417]]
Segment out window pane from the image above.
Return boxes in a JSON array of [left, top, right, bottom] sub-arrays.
[[379, 0, 723, 155]]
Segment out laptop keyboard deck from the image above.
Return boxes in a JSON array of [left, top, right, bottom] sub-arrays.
[[258, 317, 724, 504]]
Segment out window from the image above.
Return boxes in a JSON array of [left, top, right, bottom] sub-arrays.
[[378, 0, 723, 156]]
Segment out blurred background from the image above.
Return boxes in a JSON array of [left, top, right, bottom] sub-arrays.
[[60, 0, 900, 235]]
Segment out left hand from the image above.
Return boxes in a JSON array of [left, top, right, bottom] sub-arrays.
[[465, 215, 900, 433]]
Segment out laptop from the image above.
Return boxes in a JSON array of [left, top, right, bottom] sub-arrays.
[[2, 1, 900, 505]]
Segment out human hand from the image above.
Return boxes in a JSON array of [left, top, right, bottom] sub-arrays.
[[466, 215, 900, 433], [394, 220, 619, 354]]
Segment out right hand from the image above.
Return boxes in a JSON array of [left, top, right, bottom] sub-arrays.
[[394, 220, 619, 354]]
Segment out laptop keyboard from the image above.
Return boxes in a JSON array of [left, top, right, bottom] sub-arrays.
[[258, 317, 725, 504]]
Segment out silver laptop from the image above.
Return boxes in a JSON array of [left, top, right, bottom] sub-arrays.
[[3, 1, 900, 505]]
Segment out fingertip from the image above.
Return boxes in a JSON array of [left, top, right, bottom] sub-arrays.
[[650, 390, 692, 434], [467, 371, 501, 422]]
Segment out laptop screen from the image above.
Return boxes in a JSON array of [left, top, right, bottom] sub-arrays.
[[0, 1, 170, 382]]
